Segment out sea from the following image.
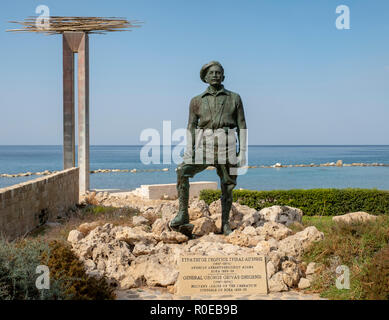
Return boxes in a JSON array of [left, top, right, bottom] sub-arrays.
[[1, 145, 389, 191]]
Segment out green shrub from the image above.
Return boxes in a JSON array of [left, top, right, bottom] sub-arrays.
[[0, 239, 66, 300], [43, 241, 115, 300], [200, 188, 389, 216], [0, 239, 115, 300]]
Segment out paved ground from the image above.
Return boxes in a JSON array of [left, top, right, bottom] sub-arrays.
[[115, 287, 326, 300]]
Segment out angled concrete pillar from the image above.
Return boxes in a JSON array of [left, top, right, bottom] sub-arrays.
[[63, 34, 75, 169], [77, 33, 90, 194], [62, 32, 90, 194]]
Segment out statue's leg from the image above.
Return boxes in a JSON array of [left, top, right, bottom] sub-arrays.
[[170, 163, 208, 232], [170, 164, 190, 228], [217, 165, 237, 235]]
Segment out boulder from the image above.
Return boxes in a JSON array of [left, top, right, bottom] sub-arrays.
[[254, 238, 278, 255], [192, 217, 217, 236], [268, 272, 288, 292], [130, 255, 178, 287], [132, 241, 156, 256], [152, 218, 170, 234], [67, 230, 84, 243], [115, 226, 156, 245], [78, 221, 103, 235], [226, 230, 263, 247], [256, 221, 292, 240], [141, 208, 159, 225], [157, 231, 188, 244], [188, 199, 210, 220], [332, 212, 377, 224], [208, 200, 242, 229], [281, 260, 300, 287], [132, 215, 150, 227], [278, 226, 324, 260], [242, 226, 258, 236], [266, 261, 276, 279], [298, 278, 311, 289], [259, 206, 303, 226], [233, 203, 261, 227], [306, 262, 318, 276]]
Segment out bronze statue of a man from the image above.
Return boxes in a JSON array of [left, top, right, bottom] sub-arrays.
[[170, 61, 247, 236]]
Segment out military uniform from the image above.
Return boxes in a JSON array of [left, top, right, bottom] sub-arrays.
[[171, 82, 247, 235]]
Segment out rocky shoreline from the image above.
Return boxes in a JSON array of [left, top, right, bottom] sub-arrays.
[[1, 160, 388, 178]]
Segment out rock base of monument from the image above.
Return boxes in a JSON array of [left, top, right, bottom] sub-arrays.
[[68, 199, 324, 294]]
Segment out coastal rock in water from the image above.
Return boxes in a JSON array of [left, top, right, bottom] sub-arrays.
[[336, 160, 343, 167], [332, 212, 377, 224], [259, 206, 303, 226]]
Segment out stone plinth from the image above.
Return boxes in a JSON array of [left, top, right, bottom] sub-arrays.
[[132, 181, 218, 200]]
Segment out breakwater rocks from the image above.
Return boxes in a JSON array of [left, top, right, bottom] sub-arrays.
[[1, 160, 388, 178]]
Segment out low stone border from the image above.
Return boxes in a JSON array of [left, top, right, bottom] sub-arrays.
[[115, 288, 327, 300]]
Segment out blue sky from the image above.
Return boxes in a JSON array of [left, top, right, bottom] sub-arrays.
[[0, 0, 389, 145]]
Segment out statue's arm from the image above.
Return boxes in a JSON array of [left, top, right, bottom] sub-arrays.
[[187, 97, 199, 160], [236, 95, 247, 164]]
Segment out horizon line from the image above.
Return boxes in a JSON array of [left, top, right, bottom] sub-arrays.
[[1, 144, 389, 147]]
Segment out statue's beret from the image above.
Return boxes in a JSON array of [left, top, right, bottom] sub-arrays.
[[200, 61, 224, 83]]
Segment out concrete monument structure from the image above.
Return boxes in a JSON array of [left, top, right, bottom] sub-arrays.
[[8, 16, 141, 194]]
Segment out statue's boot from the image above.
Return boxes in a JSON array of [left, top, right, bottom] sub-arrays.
[[170, 176, 193, 237], [221, 183, 234, 235], [222, 208, 233, 235]]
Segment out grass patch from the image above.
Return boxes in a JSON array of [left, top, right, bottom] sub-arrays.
[[301, 215, 389, 300], [27, 204, 140, 242]]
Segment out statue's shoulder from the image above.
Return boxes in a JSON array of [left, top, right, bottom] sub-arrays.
[[189, 94, 203, 106], [225, 89, 241, 99]]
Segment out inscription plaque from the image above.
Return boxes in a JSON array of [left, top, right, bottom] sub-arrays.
[[177, 255, 268, 295]]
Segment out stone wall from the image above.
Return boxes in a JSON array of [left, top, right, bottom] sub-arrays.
[[0, 167, 79, 240]]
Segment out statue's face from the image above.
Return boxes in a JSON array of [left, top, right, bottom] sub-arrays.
[[205, 65, 224, 86]]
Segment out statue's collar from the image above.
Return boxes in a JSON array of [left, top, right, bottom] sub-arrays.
[[201, 85, 230, 97]]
